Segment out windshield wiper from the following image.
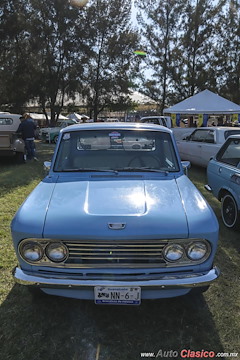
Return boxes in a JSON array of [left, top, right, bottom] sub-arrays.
[[61, 167, 169, 174], [62, 168, 119, 173], [114, 167, 169, 174]]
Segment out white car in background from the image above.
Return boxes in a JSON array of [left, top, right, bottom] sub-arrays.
[[0, 113, 25, 162], [176, 127, 240, 167], [139, 116, 172, 128], [40, 119, 77, 143]]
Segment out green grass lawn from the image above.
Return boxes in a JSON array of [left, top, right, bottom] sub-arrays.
[[0, 143, 239, 360]]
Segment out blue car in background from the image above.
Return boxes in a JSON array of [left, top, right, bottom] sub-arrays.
[[11, 123, 219, 304], [206, 135, 240, 230]]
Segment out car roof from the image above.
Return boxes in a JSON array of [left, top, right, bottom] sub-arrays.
[[61, 122, 172, 134]]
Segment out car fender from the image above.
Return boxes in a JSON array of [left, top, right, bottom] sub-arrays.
[[218, 185, 240, 210]]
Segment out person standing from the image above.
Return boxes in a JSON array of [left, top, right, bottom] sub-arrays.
[[17, 113, 38, 161], [134, 114, 141, 122]]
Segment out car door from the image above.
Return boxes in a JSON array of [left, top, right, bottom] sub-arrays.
[[177, 129, 207, 165], [214, 138, 240, 198], [199, 129, 220, 167]]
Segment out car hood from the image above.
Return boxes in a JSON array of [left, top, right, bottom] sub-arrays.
[[38, 175, 215, 240], [11, 175, 217, 241]]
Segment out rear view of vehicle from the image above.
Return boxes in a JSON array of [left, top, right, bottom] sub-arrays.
[[0, 113, 25, 161]]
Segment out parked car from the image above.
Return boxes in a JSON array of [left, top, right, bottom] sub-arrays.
[[140, 116, 172, 128], [171, 127, 195, 141], [0, 113, 25, 161], [12, 123, 219, 304], [176, 127, 240, 167], [205, 134, 240, 230], [40, 119, 77, 143]]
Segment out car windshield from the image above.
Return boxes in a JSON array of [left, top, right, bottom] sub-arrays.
[[54, 129, 179, 172]]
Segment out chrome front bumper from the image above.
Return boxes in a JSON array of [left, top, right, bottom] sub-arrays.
[[13, 266, 220, 290]]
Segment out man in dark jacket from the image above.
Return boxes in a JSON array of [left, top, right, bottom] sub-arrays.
[[17, 113, 38, 161]]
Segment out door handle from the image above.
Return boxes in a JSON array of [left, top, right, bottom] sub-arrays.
[[231, 173, 240, 185]]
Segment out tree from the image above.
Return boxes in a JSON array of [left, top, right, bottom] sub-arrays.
[[0, 0, 89, 122], [174, 0, 224, 99], [80, 0, 140, 120], [27, 0, 89, 124], [136, 0, 186, 113], [136, 0, 227, 108], [0, 0, 140, 121], [214, 0, 240, 103], [0, 0, 33, 112]]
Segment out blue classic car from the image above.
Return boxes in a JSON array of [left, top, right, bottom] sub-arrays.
[[12, 123, 219, 304], [206, 134, 240, 230]]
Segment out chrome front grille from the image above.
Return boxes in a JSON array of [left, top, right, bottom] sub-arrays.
[[64, 240, 169, 268], [19, 238, 211, 269]]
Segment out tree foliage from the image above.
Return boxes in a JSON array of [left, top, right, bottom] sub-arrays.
[[136, 0, 186, 113], [0, 0, 240, 118], [136, 0, 239, 110], [0, 0, 32, 112], [78, 0, 140, 120], [214, 0, 240, 103], [0, 0, 140, 121]]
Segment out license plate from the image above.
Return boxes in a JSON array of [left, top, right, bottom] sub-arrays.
[[94, 286, 141, 305]]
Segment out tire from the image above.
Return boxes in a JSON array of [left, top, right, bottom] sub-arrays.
[[53, 135, 58, 144], [221, 193, 240, 230]]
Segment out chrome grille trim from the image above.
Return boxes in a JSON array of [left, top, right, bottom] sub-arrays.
[[64, 240, 168, 268], [18, 239, 211, 268]]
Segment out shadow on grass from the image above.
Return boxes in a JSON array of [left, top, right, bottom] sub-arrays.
[[0, 142, 54, 198], [0, 285, 225, 360]]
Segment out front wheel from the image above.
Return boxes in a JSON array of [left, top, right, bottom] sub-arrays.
[[221, 194, 240, 230], [53, 135, 58, 144]]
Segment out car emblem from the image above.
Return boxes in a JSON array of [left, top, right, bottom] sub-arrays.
[[108, 223, 126, 230]]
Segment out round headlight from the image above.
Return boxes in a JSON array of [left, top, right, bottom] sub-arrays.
[[187, 242, 207, 260], [46, 242, 68, 262], [21, 242, 43, 262], [163, 244, 184, 262]]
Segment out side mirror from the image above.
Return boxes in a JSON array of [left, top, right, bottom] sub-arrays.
[[44, 161, 51, 172], [181, 161, 191, 176]]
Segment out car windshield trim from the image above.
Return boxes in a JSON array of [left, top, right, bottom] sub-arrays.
[[114, 167, 170, 173], [58, 168, 118, 173], [57, 167, 170, 174], [53, 129, 180, 173]]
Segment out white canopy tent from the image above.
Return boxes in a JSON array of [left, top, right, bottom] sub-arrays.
[[163, 89, 240, 115], [68, 113, 89, 122], [29, 113, 68, 121]]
